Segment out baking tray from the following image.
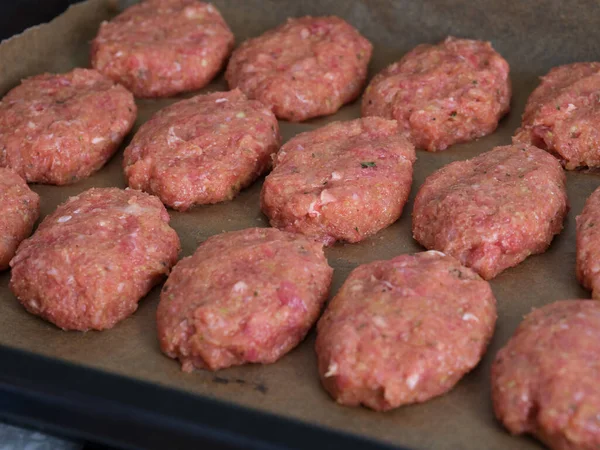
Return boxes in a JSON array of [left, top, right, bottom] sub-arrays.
[[1, 0, 599, 449]]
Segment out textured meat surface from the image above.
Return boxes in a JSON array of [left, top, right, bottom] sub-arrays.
[[261, 117, 415, 245], [491, 300, 600, 450], [0, 169, 39, 270], [0, 69, 136, 185], [226, 16, 372, 121], [91, 0, 234, 98], [412, 144, 568, 280], [316, 251, 496, 411], [513, 62, 600, 170], [157, 227, 333, 372], [10, 188, 180, 331], [576, 187, 600, 299], [124, 89, 280, 210], [362, 36, 511, 151]]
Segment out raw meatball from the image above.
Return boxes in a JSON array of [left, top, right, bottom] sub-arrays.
[[513, 62, 600, 170], [576, 187, 600, 299], [10, 188, 180, 331], [362, 36, 511, 151], [157, 227, 333, 371], [316, 251, 496, 411], [492, 300, 600, 450], [412, 144, 568, 280], [124, 89, 280, 210], [0, 69, 136, 185], [226, 16, 372, 122], [0, 169, 39, 270], [261, 117, 416, 245], [91, 0, 234, 98]]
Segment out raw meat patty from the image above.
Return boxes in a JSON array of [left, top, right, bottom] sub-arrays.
[[0, 169, 39, 270], [316, 251, 496, 411], [10, 188, 180, 331], [124, 89, 280, 210], [492, 300, 600, 450], [261, 117, 416, 245], [225, 16, 372, 121], [513, 62, 600, 170], [576, 186, 600, 299], [412, 144, 568, 280], [0, 69, 136, 185], [157, 227, 333, 371], [362, 36, 511, 151], [91, 0, 234, 98]]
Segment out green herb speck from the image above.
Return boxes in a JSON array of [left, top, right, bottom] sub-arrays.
[[361, 161, 376, 168]]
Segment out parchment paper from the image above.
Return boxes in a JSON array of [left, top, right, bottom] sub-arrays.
[[1, 1, 599, 449]]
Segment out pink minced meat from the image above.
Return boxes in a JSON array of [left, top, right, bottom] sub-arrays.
[[157, 227, 333, 372], [124, 89, 280, 211], [0, 169, 39, 270], [412, 144, 568, 280], [362, 36, 511, 152], [576, 186, 600, 299], [261, 117, 416, 245], [91, 0, 234, 98], [492, 300, 600, 450], [513, 62, 600, 170], [316, 251, 496, 412], [225, 16, 372, 122], [10, 188, 180, 331], [0, 69, 136, 185]]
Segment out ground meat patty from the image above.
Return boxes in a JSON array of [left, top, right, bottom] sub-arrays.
[[225, 16, 372, 122], [362, 36, 511, 152], [261, 117, 415, 245], [513, 63, 600, 170], [0, 68, 136, 185], [157, 227, 333, 371], [124, 89, 280, 210], [0, 169, 39, 270], [576, 187, 600, 299], [316, 251, 496, 411], [10, 188, 180, 331], [91, 0, 234, 98], [492, 300, 600, 450], [412, 144, 568, 280]]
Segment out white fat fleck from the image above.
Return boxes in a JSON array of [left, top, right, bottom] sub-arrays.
[[324, 72, 335, 80], [373, 316, 387, 328], [307, 201, 320, 217], [471, 184, 480, 190], [559, 323, 569, 330], [206, 4, 215, 12], [167, 127, 183, 146], [91, 137, 105, 144], [232, 281, 248, 293], [117, 283, 125, 293], [331, 172, 341, 181], [406, 373, 420, 390], [57, 215, 72, 223], [381, 280, 394, 290], [66, 275, 75, 285], [324, 362, 338, 377], [236, 112, 246, 118], [351, 193, 359, 201], [425, 250, 445, 257], [201, 59, 208, 67], [295, 92, 308, 103], [215, 98, 228, 103], [320, 190, 336, 204], [47, 268, 58, 276], [462, 313, 479, 322], [185, 7, 204, 19], [174, 62, 181, 72], [300, 28, 310, 39], [124, 203, 144, 215], [566, 103, 577, 113], [115, 51, 123, 57], [29, 299, 40, 311], [27, 121, 36, 129], [173, 201, 184, 208], [98, 220, 107, 227], [350, 282, 362, 292]]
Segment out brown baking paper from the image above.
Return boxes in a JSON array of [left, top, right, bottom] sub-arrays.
[[1, 0, 599, 448]]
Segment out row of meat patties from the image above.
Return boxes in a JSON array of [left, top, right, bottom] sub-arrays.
[[1, 1, 600, 450]]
